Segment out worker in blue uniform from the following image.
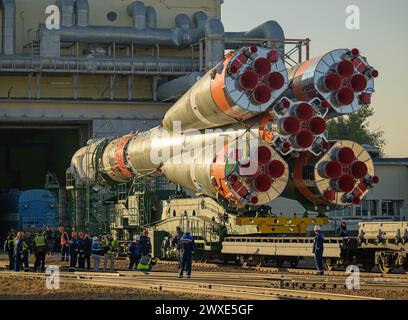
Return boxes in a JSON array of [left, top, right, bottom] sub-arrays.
[[313, 225, 325, 276], [128, 235, 141, 270], [4, 232, 16, 270], [139, 229, 152, 256], [76, 232, 86, 269], [339, 220, 349, 237], [178, 228, 195, 279], [172, 227, 183, 267], [69, 231, 78, 272], [15, 232, 30, 272]]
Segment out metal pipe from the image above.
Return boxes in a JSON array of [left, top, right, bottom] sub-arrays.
[[0, 54, 198, 74], [145, 6, 157, 28], [1, 0, 16, 55], [76, 0, 89, 27], [127, 1, 146, 29], [56, 0, 74, 27]]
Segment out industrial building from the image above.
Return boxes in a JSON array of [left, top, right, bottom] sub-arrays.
[[0, 0, 401, 240]]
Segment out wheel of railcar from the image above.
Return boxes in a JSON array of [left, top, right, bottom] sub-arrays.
[[323, 258, 335, 271], [378, 258, 392, 274], [289, 257, 300, 268], [239, 256, 248, 267]]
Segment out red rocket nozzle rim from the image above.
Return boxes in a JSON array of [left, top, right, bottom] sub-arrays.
[[251, 196, 259, 205], [239, 70, 259, 91], [337, 174, 355, 193], [268, 50, 279, 63], [309, 117, 327, 135], [323, 73, 341, 92], [337, 147, 355, 165], [336, 60, 355, 78], [253, 174, 272, 192], [371, 70, 379, 78], [324, 161, 342, 179], [267, 72, 285, 90], [351, 74, 368, 92], [252, 85, 272, 104], [249, 45, 258, 54], [295, 103, 314, 121], [281, 116, 301, 135], [295, 130, 314, 149], [268, 160, 285, 179], [351, 161, 368, 179], [253, 57, 272, 76], [336, 87, 355, 106], [351, 48, 360, 56], [257, 146, 272, 165]]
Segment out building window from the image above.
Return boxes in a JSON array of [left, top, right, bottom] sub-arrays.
[[382, 201, 395, 216], [355, 200, 379, 217]]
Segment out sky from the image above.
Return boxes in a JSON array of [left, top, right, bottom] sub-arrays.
[[222, 0, 408, 157]]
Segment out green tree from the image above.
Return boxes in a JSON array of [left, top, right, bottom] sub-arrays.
[[327, 107, 385, 154]]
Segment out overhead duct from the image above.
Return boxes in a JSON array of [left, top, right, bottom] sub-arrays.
[[157, 72, 204, 101], [146, 6, 157, 28], [76, 0, 89, 27], [1, 0, 16, 55], [127, 1, 146, 29], [225, 20, 285, 53], [57, 0, 74, 27]]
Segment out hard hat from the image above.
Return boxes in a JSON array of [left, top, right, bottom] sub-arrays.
[[92, 236, 99, 241], [185, 228, 191, 234], [314, 225, 321, 232], [134, 235, 140, 241]]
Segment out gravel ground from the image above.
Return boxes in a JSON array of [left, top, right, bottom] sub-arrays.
[[0, 276, 219, 300], [1, 254, 406, 300]]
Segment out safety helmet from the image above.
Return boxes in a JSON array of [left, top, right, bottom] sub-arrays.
[[92, 236, 99, 242], [314, 225, 321, 232], [134, 235, 140, 241], [185, 228, 191, 234]]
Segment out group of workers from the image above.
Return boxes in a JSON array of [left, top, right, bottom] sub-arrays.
[[3, 225, 196, 278], [4, 220, 342, 277]]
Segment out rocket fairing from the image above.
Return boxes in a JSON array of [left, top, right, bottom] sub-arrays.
[[286, 48, 378, 118], [70, 45, 380, 211]]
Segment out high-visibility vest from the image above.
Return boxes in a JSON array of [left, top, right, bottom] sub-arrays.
[[104, 239, 116, 254], [137, 259, 151, 271], [61, 232, 69, 245], [34, 235, 46, 247]]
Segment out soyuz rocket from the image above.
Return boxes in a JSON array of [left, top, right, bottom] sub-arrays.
[[71, 45, 380, 211]]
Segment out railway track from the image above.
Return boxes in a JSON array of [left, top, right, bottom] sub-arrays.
[[0, 270, 381, 301], [157, 260, 408, 280]]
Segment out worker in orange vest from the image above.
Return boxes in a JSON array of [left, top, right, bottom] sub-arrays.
[[59, 226, 70, 262]]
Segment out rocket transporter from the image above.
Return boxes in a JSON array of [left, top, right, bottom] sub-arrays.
[[71, 45, 379, 211]]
